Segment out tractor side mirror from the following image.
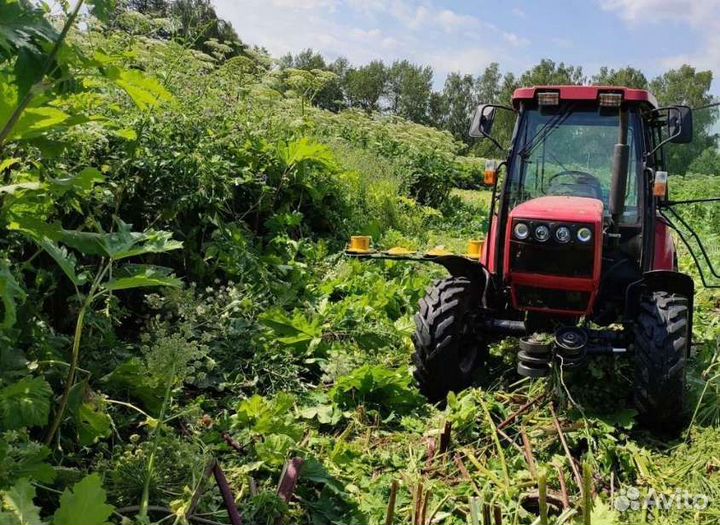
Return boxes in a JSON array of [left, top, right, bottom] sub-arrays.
[[469, 104, 496, 138], [668, 106, 693, 144]]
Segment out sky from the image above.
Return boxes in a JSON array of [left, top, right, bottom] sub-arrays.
[[213, 0, 720, 96]]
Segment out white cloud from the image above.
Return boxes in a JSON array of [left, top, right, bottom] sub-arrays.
[[511, 7, 526, 17], [426, 47, 495, 76], [436, 9, 478, 32], [500, 31, 529, 47], [214, 0, 521, 85], [599, 0, 720, 88], [598, 0, 720, 25]]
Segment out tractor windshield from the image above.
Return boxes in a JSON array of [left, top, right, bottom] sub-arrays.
[[508, 106, 641, 223]]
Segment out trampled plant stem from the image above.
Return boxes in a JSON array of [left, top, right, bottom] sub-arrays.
[[478, 395, 511, 494], [139, 362, 176, 520], [582, 462, 593, 525], [44, 263, 110, 446], [43, 302, 87, 446], [538, 469, 548, 525]]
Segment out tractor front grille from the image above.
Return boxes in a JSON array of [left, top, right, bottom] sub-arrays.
[[509, 241, 594, 278], [516, 286, 591, 311]]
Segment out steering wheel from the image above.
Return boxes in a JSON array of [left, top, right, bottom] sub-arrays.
[[545, 170, 603, 200]]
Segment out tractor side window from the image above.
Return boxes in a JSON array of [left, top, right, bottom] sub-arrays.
[[509, 108, 640, 224]]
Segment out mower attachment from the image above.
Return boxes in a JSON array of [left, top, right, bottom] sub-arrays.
[[346, 236, 488, 281]]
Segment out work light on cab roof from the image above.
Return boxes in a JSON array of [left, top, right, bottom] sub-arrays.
[[347, 84, 720, 431]]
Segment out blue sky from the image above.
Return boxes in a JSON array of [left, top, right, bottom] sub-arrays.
[[214, 0, 720, 95]]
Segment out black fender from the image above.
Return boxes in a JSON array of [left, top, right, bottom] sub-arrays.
[[625, 270, 695, 350], [429, 255, 488, 286]]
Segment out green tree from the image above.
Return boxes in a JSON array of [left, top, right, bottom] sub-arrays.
[[592, 66, 648, 88], [345, 60, 387, 112], [279, 48, 327, 70], [278, 49, 347, 111], [428, 91, 448, 128], [519, 59, 585, 86], [385, 60, 433, 123], [122, 0, 169, 16], [442, 72, 476, 144], [475, 62, 502, 104], [171, 0, 245, 58]]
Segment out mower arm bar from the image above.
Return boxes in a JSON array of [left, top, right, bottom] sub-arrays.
[[346, 251, 488, 282]]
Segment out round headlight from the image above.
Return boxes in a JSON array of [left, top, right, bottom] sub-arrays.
[[577, 227, 593, 243], [534, 224, 550, 242], [555, 226, 571, 243], [514, 222, 530, 240]]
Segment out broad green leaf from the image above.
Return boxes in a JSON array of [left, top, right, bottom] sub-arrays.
[[101, 222, 183, 260], [0, 376, 52, 430], [0, 478, 44, 525], [53, 474, 113, 525], [0, 157, 20, 173], [260, 310, 322, 339], [7, 217, 108, 258], [102, 265, 181, 291], [55, 229, 111, 257], [49, 168, 105, 195], [259, 310, 323, 353], [8, 218, 182, 260], [278, 138, 336, 170], [113, 128, 137, 141], [590, 496, 620, 525], [0, 439, 56, 484], [0, 0, 57, 61], [105, 67, 173, 110], [330, 365, 421, 415], [10, 107, 70, 141], [0, 259, 26, 330], [75, 400, 112, 446], [255, 433, 294, 466], [233, 393, 303, 440], [0, 70, 18, 128], [36, 238, 86, 286]]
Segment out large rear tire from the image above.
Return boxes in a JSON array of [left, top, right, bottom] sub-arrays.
[[412, 277, 487, 403], [633, 292, 689, 431]]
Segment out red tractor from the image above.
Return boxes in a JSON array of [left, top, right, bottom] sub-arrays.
[[349, 85, 707, 429]]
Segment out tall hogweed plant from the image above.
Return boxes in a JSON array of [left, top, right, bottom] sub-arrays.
[[0, 0, 182, 519]]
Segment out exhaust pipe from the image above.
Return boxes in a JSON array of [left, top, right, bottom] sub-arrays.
[[609, 108, 629, 246]]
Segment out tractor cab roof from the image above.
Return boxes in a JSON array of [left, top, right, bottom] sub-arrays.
[[512, 85, 658, 110]]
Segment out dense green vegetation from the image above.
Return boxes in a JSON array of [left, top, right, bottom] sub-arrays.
[[1, 2, 720, 524]]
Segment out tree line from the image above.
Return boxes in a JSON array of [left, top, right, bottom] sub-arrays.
[[278, 51, 717, 168]]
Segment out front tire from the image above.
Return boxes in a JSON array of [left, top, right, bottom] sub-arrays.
[[412, 277, 487, 403], [633, 292, 689, 431]]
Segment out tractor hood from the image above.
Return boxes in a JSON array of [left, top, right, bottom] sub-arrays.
[[509, 196, 604, 222]]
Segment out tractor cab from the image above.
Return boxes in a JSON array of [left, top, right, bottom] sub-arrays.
[[476, 86, 692, 323]]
